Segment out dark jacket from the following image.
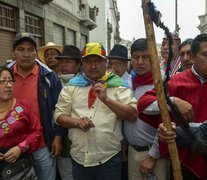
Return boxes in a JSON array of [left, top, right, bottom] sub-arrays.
[[8, 59, 66, 150]]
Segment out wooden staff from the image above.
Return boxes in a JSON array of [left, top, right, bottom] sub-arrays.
[[142, 0, 183, 179]]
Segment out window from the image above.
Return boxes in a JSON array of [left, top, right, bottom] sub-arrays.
[[53, 24, 64, 45], [66, 29, 76, 45], [25, 13, 43, 48], [0, 4, 16, 31], [25, 13, 42, 36], [80, 34, 87, 49]]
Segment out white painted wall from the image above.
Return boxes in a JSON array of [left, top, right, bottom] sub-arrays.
[[53, 0, 79, 16], [88, 0, 107, 47], [206, 0, 207, 13], [88, 0, 119, 53]]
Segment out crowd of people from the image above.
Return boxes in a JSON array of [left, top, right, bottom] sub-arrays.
[[0, 31, 206, 180]]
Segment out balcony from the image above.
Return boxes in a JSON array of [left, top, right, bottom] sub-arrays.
[[79, 3, 97, 30], [198, 13, 207, 33]]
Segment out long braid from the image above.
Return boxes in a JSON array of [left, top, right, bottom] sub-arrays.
[[146, 1, 207, 160]]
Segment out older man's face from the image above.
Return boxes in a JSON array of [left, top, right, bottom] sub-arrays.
[[108, 58, 128, 77], [193, 41, 207, 80], [44, 48, 60, 69], [82, 55, 107, 81], [179, 44, 193, 70]]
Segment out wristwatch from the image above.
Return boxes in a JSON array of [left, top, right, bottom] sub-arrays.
[[147, 154, 156, 162]]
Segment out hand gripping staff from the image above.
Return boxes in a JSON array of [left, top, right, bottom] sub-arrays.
[[141, 0, 183, 179]]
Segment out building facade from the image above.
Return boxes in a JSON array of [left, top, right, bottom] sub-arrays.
[[198, 0, 207, 33], [88, 0, 120, 53], [0, 0, 96, 64]]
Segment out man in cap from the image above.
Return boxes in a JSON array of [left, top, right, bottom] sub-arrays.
[[8, 32, 65, 180], [38, 42, 63, 74], [56, 45, 81, 86], [54, 43, 137, 180], [107, 44, 132, 87], [160, 32, 181, 75]]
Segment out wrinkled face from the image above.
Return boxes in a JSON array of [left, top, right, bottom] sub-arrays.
[[12, 41, 36, 70], [192, 41, 207, 80], [108, 58, 128, 77], [179, 44, 194, 70], [0, 70, 13, 102], [44, 48, 60, 69], [59, 58, 80, 74], [82, 55, 107, 81], [131, 50, 152, 75]]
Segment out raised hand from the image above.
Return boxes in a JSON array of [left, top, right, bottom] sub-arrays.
[[93, 83, 108, 103]]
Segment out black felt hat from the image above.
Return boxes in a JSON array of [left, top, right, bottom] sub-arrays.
[[56, 45, 81, 61], [107, 44, 130, 61]]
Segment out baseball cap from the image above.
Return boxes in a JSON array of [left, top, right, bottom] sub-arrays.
[[13, 33, 37, 49], [81, 43, 106, 59]]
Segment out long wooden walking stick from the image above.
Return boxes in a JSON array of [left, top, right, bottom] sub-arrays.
[[142, 0, 183, 179]]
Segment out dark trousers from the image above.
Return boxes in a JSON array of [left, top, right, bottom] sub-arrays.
[[170, 164, 201, 180], [121, 161, 128, 180], [72, 152, 122, 180]]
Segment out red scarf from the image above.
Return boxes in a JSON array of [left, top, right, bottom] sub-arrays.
[[88, 87, 97, 108], [83, 72, 128, 108], [132, 72, 154, 90]]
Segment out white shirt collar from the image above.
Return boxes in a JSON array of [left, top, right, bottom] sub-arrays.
[[121, 71, 130, 80], [191, 65, 206, 83]]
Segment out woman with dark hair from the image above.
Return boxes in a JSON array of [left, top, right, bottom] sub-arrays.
[[0, 66, 42, 179]]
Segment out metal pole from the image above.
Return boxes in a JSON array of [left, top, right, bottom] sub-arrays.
[[175, 0, 178, 32]]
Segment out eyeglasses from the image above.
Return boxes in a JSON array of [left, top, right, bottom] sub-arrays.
[[0, 79, 15, 85]]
